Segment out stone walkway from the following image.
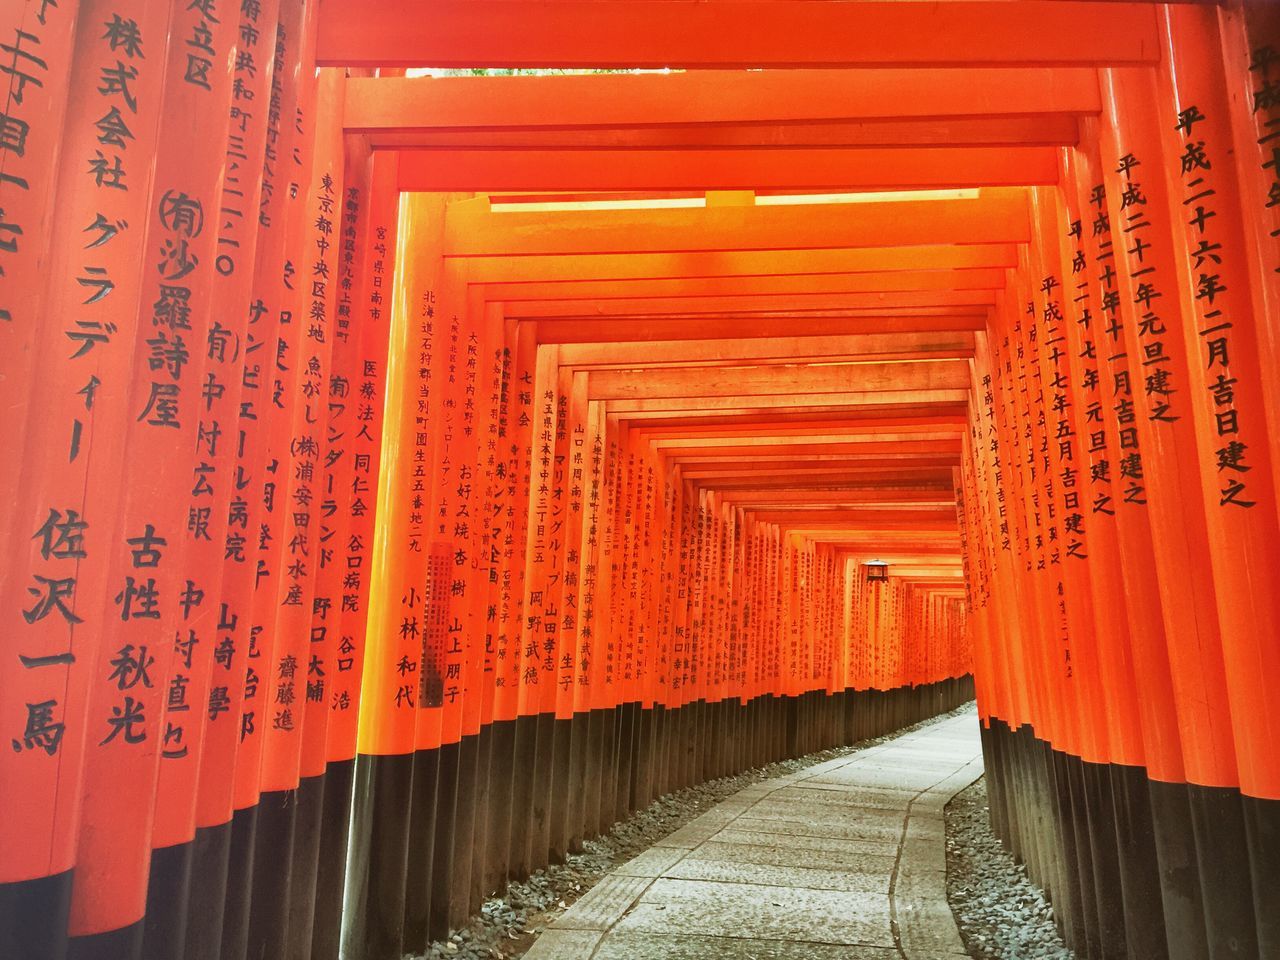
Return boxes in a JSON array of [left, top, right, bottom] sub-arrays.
[[523, 706, 983, 960]]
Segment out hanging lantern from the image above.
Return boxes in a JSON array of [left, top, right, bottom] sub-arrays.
[[864, 560, 889, 583]]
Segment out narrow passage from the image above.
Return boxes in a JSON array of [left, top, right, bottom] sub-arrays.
[[525, 708, 982, 960]]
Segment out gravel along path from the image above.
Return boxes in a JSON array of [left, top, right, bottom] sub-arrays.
[[411, 702, 977, 960], [945, 776, 1076, 960]]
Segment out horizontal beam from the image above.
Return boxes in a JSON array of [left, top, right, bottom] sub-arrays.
[[443, 192, 1029, 256], [752, 514, 958, 532], [492, 269, 1007, 305], [462, 245, 1019, 283], [557, 332, 976, 369], [680, 455, 962, 478], [620, 403, 971, 429], [721, 489, 956, 505], [686, 471, 957, 488], [746, 507, 957, 521], [317, 1, 1160, 68], [536, 316, 987, 344], [641, 418, 969, 440], [371, 116, 1081, 151], [654, 430, 962, 447], [344, 70, 1100, 133], [510, 290, 996, 320], [688, 469, 957, 488], [397, 146, 1058, 192], [588, 360, 970, 399], [605, 389, 971, 414], [661, 439, 963, 459], [786, 530, 960, 543]]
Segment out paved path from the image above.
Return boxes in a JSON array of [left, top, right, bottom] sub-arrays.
[[523, 706, 983, 960]]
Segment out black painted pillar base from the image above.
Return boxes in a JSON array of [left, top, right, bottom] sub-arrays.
[[245, 787, 299, 960], [66, 921, 142, 960], [219, 804, 259, 960], [982, 713, 1272, 960], [449, 734, 480, 930], [1242, 795, 1280, 958], [582, 709, 604, 839], [565, 711, 589, 853], [0, 870, 72, 960], [548, 717, 573, 864], [400, 747, 440, 955], [312, 757, 356, 960], [509, 715, 537, 881], [285, 772, 326, 960], [469, 724, 494, 916], [1187, 785, 1258, 960], [529, 712, 557, 872], [1148, 778, 1210, 960], [1107, 763, 1167, 960], [484, 718, 517, 894], [183, 821, 231, 960], [429, 741, 460, 943]]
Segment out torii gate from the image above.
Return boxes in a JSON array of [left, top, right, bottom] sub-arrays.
[[0, 4, 1277, 960]]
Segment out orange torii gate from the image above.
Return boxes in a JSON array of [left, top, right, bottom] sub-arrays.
[[1, 3, 1278, 960]]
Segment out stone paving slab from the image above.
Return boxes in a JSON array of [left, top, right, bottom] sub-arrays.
[[613, 846, 689, 878], [523, 705, 983, 960], [729, 812, 904, 842], [590, 932, 903, 960], [709, 826, 902, 858], [665, 853, 890, 894], [551, 874, 653, 931], [618, 878, 892, 945], [691, 838, 899, 876]]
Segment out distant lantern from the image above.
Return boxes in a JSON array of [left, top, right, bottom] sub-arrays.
[[864, 560, 889, 583]]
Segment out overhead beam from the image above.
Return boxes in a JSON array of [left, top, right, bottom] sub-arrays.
[[654, 436, 964, 455], [784, 531, 960, 545], [639, 417, 969, 439], [536, 316, 987, 344], [344, 70, 1101, 133], [680, 455, 962, 478], [604, 390, 971, 414], [490, 269, 1007, 305], [688, 469, 957, 488], [691, 473, 952, 488], [443, 192, 1029, 256], [397, 146, 1058, 192], [508, 291, 996, 319], [556, 332, 976, 369], [749, 513, 958, 531], [720, 489, 956, 505], [317, 1, 1160, 69], [660, 439, 963, 459], [588, 360, 969, 400], [371, 116, 1081, 151], [616, 402, 969, 426], [461, 245, 1019, 283]]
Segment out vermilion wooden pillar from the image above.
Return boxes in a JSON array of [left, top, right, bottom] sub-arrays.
[[1, 4, 172, 958]]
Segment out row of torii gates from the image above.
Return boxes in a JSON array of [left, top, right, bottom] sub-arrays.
[[1, 1, 1278, 959]]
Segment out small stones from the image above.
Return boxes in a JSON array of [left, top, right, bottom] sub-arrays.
[[944, 777, 1075, 960]]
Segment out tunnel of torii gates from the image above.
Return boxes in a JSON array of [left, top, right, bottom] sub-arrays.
[[3, 1, 1280, 959]]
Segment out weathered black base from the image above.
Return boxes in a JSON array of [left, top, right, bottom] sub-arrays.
[[312, 757, 356, 960], [140, 839, 192, 960], [980, 718, 1276, 960], [10, 677, 973, 960], [0, 868, 71, 960], [183, 820, 232, 960]]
